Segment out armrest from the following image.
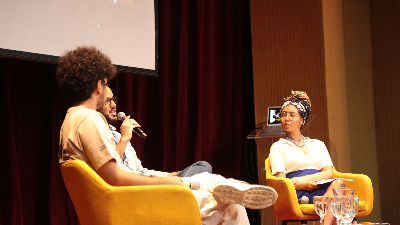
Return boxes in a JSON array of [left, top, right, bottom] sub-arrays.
[[266, 175, 305, 220], [333, 170, 374, 217], [265, 158, 319, 220], [109, 185, 201, 224]]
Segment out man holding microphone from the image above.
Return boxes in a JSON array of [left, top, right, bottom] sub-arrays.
[[57, 46, 277, 225]]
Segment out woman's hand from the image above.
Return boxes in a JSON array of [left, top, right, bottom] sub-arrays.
[[295, 181, 320, 191], [291, 176, 308, 184]]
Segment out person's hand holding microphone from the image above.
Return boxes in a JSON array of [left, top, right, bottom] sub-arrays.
[[117, 112, 147, 139], [116, 113, 187, 188], [119, 114, 141, 142]]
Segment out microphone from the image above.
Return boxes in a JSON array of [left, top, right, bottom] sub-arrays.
[[184, 181, 201, 190], [117, 112, 147, 139]]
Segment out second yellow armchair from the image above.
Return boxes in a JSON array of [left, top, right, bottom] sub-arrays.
[[265, 157, 373, 224]]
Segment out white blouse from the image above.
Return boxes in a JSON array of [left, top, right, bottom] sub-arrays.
[[269, 137, 334, 175]]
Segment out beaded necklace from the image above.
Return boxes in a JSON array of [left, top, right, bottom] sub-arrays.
[[285, 135, 306, 147]]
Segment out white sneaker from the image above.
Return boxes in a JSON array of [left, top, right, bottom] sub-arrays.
[[212, 183, 278, 209]]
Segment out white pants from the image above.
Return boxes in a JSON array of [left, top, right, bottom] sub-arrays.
[[183, 172, 250, 225]]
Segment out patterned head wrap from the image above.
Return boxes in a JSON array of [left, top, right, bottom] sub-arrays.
[[281, 99, 311, 125]]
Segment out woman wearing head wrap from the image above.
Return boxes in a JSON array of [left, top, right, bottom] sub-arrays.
[[269, 91, 345, 225]]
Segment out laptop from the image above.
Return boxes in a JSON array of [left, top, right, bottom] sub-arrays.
[[261, 106, 286, 136]]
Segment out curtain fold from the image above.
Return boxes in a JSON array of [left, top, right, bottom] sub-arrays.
[[0, 0, 256, 224], [0, 59, 24, 225]]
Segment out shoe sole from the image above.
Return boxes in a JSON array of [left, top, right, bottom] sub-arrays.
[[212, 185, 278, 210]]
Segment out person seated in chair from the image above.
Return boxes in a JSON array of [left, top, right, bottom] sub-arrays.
[[56, 46, 278, 225], [269, 90, 351, 225], [99, 86, 212, 178]]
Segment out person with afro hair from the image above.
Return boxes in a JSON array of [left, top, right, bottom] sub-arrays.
[[56, 46, 278, 225]]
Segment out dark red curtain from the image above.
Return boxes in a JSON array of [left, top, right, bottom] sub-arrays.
[[0, 0, 257, 224]]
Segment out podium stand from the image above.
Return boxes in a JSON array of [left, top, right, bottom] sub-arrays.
[[247, 115, 315, 225]]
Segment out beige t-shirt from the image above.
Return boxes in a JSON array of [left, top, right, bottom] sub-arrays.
[[59, 106, 115, 171]]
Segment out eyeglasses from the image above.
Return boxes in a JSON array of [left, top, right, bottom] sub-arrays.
[[279, 111, 299, 120], [104, 96, 117, 105]]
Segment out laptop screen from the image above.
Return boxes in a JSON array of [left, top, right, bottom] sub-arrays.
[[267, 106, 282, 126]]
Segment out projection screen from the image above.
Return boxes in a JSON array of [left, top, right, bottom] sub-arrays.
[[0, 0, 158, 76]]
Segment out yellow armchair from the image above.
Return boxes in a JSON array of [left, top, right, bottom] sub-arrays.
[[61, 160, 202, 225], [265, 158, 373, 224]]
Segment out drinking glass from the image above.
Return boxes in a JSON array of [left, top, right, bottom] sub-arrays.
[[330, 196, 346, 225], [333, 188, 355, 197], [341, 195, 359, 224], [313, 196, 330, 225]]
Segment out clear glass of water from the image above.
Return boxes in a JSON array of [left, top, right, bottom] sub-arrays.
[[313, 196, 330, 225], [333, 188, 355, 197], [330, 196, 346, 225], [341, 195, 359, 224]]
